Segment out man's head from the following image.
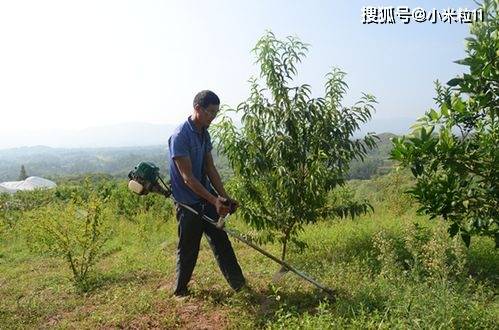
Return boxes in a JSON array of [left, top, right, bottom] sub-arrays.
[[192, 90, 220, 128]]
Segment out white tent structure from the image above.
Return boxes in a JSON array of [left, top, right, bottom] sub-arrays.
[[0, 176, 57, 194]]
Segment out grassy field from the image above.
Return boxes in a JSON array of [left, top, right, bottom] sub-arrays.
[[0, 175, 498, 329]]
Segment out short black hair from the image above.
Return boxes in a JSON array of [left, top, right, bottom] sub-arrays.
[[193, 90, 220, 108]]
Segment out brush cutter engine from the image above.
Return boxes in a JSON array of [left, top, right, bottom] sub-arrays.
[[127, 161, 171, 197]]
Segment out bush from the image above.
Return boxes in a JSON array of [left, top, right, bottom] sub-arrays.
[[54, 177, 174, 222], [23, 194, 114, 289], [108, 181, 174, 221], [351, 169, 416, 216], [373, 221, 467, 281]]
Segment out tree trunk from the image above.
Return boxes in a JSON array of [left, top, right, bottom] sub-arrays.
[[279, 228, 292, 273], [281, 235, 288, 261]]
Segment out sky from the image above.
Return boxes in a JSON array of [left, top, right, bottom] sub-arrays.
[[0, 0, 480, 148]]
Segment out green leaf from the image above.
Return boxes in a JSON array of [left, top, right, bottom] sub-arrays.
[[453, 59, 470, 66], [441, 104, 449, 117], [428, 109, 439, 121], [461, 233, 471, 248], [447, 78, 462, 87], [448, 223, 459, 237], [452, 97, 466, 113]]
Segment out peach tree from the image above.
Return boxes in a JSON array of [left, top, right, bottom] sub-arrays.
[[213, 31, 377, 261]]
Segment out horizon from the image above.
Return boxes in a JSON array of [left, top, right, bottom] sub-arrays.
[[0, 122, 401, 151]]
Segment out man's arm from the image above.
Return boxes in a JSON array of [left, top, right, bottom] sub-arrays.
[[204, 151, 239, 212], [204, 151, 228, 199], [174, 156, 217, 204], [174, 156, 230, 216]]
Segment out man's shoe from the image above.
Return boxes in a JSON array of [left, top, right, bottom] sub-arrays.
[[233, 282, 253, 294], [172, 289, 190, 302], [173, 294, 189, 302]]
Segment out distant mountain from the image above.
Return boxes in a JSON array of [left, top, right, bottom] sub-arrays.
[[368, 132, 398, 156], [0, 122, 176, 149], [355, 116, 415, 138], [348, 132, 398, 180], [0, 132, 399, 182], [1, 114, 416, 150], [69, 123, 176, 148], [0, 144, 170, 182]]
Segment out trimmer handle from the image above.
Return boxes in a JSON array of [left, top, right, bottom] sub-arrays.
[[215, 199, 237, 229]]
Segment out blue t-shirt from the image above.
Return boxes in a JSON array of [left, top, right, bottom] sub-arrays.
[[168, 116, 213, 205]]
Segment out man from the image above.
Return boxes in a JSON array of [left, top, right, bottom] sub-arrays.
[[168, 90, 246, 297]]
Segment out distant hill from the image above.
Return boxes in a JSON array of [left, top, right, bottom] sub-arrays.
[[0, 145, 170, 182], [0, 132, 398, 182], [0, 122, 176, 149], [348, 132, 397, 180]]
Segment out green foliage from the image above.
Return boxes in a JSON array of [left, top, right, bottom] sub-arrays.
[[0, 175, 497, 328], [347, 132, 397, 179], [347, 157, 384, 179], [0, 145, 170, 182], [246, 208, 497, 329], [213, 31, 377, 260], [107, 181, 174, 221], [325, 185, 374, 220], [373, 222, 467, 282], [0, 189, 54, 227], [372, 169, 415, 215], [4, 175, 172, 291], [391, 0, 499, 247], [23, 195, 114, 289], [54, 177, 173, 222]]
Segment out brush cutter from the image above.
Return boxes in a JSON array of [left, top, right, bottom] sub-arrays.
[[128, 161, 335, 297]]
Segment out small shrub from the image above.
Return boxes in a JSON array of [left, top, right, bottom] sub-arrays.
[[373, 222, 467, 282], [403, 222, 467, 281], [23, 195, 114, 289]]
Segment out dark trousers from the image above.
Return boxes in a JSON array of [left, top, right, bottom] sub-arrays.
[[173, 202, 245, 295]]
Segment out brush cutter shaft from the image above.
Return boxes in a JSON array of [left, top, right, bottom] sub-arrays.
[[175, 200, 335, 296], [224, 228, 335, 295]]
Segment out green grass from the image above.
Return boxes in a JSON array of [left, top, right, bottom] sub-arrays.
[[1, 191, 498, 329]]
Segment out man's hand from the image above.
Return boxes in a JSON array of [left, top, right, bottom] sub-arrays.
[[226, 197, 239, 214], [214, 196, 230, 218]]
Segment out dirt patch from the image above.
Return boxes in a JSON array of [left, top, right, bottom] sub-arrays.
[[45, 313, 63, 327], [124, 314, 165, 329], [175, 301, 228, 330], [121, 292, 230, 330]]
